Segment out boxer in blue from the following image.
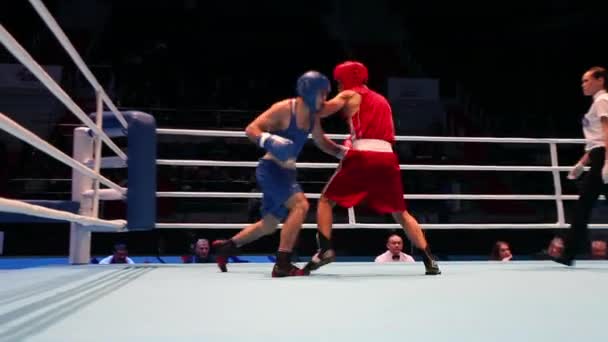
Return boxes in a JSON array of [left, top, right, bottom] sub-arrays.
[[213, 71, 347, 277]]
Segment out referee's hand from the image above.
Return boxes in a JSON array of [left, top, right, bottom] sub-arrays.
[[602, 162, 608, 184], [567, 163, 585, 180]]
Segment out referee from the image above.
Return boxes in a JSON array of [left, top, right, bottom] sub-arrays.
[[558, 66, 608, 265]]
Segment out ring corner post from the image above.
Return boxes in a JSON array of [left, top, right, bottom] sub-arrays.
[[126, 111, 157, 231], [69, 127, 93, 264]]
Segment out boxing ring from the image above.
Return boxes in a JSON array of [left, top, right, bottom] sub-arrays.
[[1, 1, 607, 341]]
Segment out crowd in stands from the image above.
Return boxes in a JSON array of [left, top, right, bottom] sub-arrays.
[[490, 237, 607, 262], [88, 233, 607, 266]]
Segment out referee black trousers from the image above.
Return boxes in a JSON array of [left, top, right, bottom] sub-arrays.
[[567, 147, 608, 257]]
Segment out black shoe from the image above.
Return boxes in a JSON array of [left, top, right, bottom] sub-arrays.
[[271, 263, 309, 277], [421, 248, 441, 275], [303, 249, 336, 272], [423, 257, 441, 275]]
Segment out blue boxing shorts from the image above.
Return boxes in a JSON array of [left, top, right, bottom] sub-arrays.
[[256, 159, 302, 220]]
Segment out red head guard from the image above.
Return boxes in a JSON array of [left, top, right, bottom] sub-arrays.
[[333, 61, 368, 90]]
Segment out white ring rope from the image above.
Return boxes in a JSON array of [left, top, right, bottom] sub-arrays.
[[0, 23, 127, 160], [82, 189, 125, 200], [154, 223, 608, 230], [156, 128, 587, 144], [154, 128, 601, 230], [0, 112, 124, 194], [82, 190, 599, 202], [0, 5, 129, 239], [155, 192, 601, 201], [0, 197, 126, 231], [28, 0, 128, 129], [156, 159, 582, 172]]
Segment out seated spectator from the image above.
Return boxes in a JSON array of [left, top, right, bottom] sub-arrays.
[[182, 238, 248, 264], [490, 240, 512, 262], [547, 236, 564, 258], [375, 233, 415, 263], [534, 236, 564, 260], [182, 238, 213, 263], [591, 240, 607, 260], [99, 243, 135, 264]]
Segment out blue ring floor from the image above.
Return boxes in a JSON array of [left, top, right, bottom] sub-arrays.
[[0, 261, 606, 341]]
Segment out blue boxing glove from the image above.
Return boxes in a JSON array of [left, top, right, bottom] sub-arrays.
[[258, 132, 294, 161]]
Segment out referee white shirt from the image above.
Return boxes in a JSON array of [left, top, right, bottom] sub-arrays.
[[375, 250, 415, 263], [582, 89, 608, 151]]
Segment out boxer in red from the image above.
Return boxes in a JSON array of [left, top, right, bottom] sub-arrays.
[[304, 61, 441, 275]]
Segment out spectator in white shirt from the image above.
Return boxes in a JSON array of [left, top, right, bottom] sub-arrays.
[[375, 233, 415, 263], [99, 242, 135, 264]]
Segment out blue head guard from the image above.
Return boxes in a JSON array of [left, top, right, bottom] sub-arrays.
[[296, 71, 331, 113]]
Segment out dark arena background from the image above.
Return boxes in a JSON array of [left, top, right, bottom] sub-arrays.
[[0, 1, 607, 341]]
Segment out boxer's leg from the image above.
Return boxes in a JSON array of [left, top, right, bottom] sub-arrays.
[[272, 191, 310, 277]]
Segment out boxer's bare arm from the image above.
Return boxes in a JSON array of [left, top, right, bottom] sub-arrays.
[[317, 90, 358, 118], [245, 100, 290, 143]]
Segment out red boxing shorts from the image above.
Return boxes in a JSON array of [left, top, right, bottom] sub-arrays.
[[322, 149, 406, 213]]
